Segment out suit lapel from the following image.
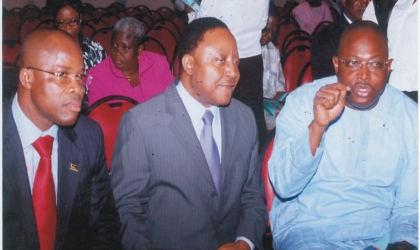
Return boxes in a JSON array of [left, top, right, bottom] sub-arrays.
[[2, 99, 39, 246], [166, 80, 216, 191], [55, 126, 83, 249]]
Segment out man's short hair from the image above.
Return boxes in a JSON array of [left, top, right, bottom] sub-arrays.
[[113, 17, 145, 47], [339, 20, 388, 56], [177, 17, 229, 75]]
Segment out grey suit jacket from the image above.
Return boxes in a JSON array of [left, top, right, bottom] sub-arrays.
[[3, 97, 122, 250], [111, 79, 267, 250]]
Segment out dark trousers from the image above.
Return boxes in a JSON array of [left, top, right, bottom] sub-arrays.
[[233, 54, 267, 151]]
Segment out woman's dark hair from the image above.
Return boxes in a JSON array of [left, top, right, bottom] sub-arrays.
[[50, 0, 85, 50]]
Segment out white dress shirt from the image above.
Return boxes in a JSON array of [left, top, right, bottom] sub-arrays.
[[175, 81, 255, 250], [262, 42, 285, 99], [11, 94, 59, 199], [387, 0, 418, 91], [189, 0, 269, 59]]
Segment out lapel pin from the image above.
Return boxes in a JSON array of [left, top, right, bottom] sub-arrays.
[[70, 162, 78, 172]]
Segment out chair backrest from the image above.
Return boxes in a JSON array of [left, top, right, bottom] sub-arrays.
[[172, 53, 180, 77], [283, 45, 312, 93], [3, 12, 22, 41], [135, 5, 150, 14], [312, 20, 332, 36], [18, 17, 41, 42], [170, 15, 188, 34], [106, 2, 125, 12], [281, 32, 312, 64], [91, 28, 113, 56], [87, 95, 138, 169], [283, 0, 299, 15], [144, 36, 167, 58], [82, 12, 94, 23], [36, 19, 55, 29], [146, 26, 178, 64], [21, 8, 41, 19], [144, 10, 163, 22], [2, 63, 19, 102], [85, 19, 109, 33], [125, 7, 141, 17], [276, 17, 301, 53], [82, 23, 96, 39], [100, 13, 120, 28], [152, 19, 181, 41], [82, 3, 95, 14], [297, 61, 313, 88], [91, 8, 109, 20], [156, 7, 174, 20], [260, 128, 277, 228], [3, 40, 21, 65]]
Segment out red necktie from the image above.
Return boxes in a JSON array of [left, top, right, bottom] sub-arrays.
[[32, 135, 56, 250]]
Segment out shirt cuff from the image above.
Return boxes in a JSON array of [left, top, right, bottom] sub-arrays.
[[235, 236, 254, 250]]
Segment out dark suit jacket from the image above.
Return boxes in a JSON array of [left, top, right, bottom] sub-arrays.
[[311, 13, 350, 80], [3, 97, 122, 250], [111, 79, 267, 249]]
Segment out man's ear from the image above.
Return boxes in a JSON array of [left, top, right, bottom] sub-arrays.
[[332, 56, 339, 74], [341, 0, 347, 8], [19, 68, 33, 90], [182, 54, 194, 76]]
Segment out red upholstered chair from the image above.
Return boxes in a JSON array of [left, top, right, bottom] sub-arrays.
[[170, 15, 188, 34], [146, 26, 178, 64], [3, 40, 21, 65], [100, 13, 120, 28], [91, 8, 109, 20], [283, 45, 312, 93], [281, 30, 312, 64], [87, 96, 138, 169], [3, 12, 22, 41], [276, 17, 300, 53], [156, 7, 174, 20], [82, 23, 96, 39], [135, 5, 150, 14], [125, 7, 141, 17], [312, 21, 332, 36], [152, 19, 181, 42], [260, 128, 277, 249], [144, 10, 162, 22], [18, 17, 42, 42], [85, 19, 109, 33], [144, 37, 168, 60], [91, 28, 112, 55], [82, 3, 95, 14]]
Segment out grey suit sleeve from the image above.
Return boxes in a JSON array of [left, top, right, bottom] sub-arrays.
[[110, 111, 150, 249], [235, 115, 268, 250]]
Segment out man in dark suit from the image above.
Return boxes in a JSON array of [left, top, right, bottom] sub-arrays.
[[311, 0, 369, 80], [3, 29, 122, 250], [111, 17, 267, 250]]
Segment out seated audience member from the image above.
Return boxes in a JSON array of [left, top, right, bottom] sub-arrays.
[[111, 17, 267, 249], [51, 0, 107, 72], [261, 3, 286, 130], [87, 17, 174, 106], [269, 21, 417, 249], [3, 29, 122, 249], [292, 0, 334, 34], [311, 0, 369, 80]]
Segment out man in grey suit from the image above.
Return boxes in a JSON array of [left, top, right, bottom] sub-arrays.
[[111, 17, 267, 250]]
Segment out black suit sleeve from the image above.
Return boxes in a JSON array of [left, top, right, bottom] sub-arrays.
[[87, 122, 123, 250]]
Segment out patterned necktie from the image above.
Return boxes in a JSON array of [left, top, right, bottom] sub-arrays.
[[32, 135, 56, 250], [200, 110, 222, 198]]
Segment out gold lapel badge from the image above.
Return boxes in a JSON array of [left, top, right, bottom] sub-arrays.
[[70, 162, 78, 172]]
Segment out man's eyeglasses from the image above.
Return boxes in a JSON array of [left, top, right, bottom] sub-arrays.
[[338, 59, 390, 71], [56, 19, 81, 28], [25, 66, 92, 87]]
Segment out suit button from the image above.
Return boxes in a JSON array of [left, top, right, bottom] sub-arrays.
[[210, 191, 217, 198]]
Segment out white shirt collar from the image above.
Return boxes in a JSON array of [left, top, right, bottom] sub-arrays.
[[12, 94, 58, 149], [343, 13, 353, 24]]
